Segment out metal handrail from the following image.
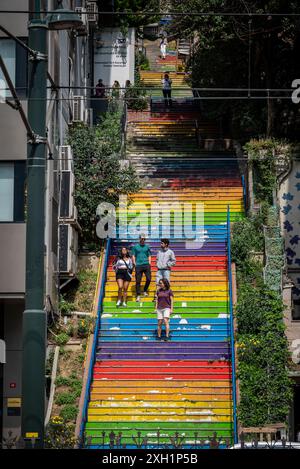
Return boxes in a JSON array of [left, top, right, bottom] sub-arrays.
[[227, 206, 238, 444], [79, 237, 111, 442]]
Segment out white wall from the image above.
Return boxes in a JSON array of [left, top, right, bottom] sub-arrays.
[[93, 28, 135, 89]]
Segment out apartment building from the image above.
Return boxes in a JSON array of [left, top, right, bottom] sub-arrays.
[[0, 0, 97, 441]]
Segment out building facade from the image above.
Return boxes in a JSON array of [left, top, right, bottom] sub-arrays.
[[0, 0, 96, 441]]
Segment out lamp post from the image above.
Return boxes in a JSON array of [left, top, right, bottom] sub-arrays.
[[21, 1, 82, 448]]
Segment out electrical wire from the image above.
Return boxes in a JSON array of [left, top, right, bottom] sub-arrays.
[[0, 10, 300, 17]]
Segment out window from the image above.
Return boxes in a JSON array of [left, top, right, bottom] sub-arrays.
[[0, 39, 15, 99], [0, 38, 28, 99], [0, 162, 26, 222], [0, 164, 14, 221]]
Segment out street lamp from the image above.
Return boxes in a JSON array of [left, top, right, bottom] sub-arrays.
[[21, 1, 82, 449], [47, 4, 83, 30]]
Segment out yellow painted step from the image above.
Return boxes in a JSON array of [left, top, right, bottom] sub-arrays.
[[89, 400, 232, 409], [87, 414, 232, 422], [105, 284, 228, 292], [91, 380, 231, 389], [106, 276, 228, 283], [104, 295, 228, 301], [89, 392, 231, 401], [106, 272, 227, 278]]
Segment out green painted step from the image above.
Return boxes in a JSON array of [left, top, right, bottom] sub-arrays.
[[85, 431, 233, 444], [114, 214, 244, 223], [101, 313, 228, 319], [103, 300, 229, 312], [85, 421, 233, 435]]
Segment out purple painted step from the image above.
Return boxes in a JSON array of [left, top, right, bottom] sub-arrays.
[[97, 341, 229, 350], [96, 342, 230, 359], [113, 242, 226, 249], [96, 352, 230, 360], [112, 243, 226, 253]]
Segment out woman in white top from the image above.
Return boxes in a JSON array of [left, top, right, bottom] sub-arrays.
[[160, 38, 167, 59], [113, 247, 133, 307]]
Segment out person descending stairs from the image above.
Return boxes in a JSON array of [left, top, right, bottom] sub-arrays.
[[83, 39, 244, 448]]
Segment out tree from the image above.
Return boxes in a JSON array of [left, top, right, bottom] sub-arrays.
[[68, 110, 140, 247], [101, 0, 160, 28], [168, 0, 300, 139]]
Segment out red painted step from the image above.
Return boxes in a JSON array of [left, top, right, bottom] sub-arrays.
[[93, 361, 231, 380], [94, 360, 230, 368]]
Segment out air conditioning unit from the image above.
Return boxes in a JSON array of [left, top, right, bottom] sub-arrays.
[[59, 145, 73, 171], [72, 96, 85, 122], [85, 107, 93, 126], [59, 224, 78, 276], [86, 2, 98, 23], [59, 170, 75, 219], [75, 7, 88, 32]]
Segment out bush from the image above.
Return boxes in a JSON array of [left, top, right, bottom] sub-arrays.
[[55, 392, 77, 406], [60, 404, 78, 422], [236, 284, 284, 335], [55, 376, 72, 387], [77, 317, 94, 338], [235, 283, 293, 426], [125, 81, 148, 111], [55, 333, 70, 346], [68, 110, 141, 246], [59, 298, 75, 316], [45, 417, 76, 449], [136, 51, 150, 70]]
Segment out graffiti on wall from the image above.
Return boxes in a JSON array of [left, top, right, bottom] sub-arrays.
[[279, 160, 300, 319]]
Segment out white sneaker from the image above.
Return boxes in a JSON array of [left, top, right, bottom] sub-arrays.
[[136, 296, 141, 302], [116, 300, 122, 307], [122, 302, 127, 307], [143, 292, 149, 297]]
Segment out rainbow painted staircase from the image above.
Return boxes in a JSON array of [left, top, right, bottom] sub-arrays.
[[82, 49, 244, 449]]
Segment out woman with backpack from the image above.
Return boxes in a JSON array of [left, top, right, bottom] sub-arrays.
[[113, 247, 133, 307], [161, 73, 172, 108]]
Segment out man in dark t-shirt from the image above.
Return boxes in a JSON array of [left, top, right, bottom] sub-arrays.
[[132, 233, 152, 302]]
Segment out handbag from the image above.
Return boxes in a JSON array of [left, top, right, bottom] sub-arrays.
[[123, 258, 133, 279]]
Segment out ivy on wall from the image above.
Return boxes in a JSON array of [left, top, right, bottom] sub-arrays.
[[244, 139, 292, 204], [233, 139, 293, 427], [236, 285, 292, 426]]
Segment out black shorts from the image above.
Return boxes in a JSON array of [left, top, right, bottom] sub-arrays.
[[116, 270, 132, 282]]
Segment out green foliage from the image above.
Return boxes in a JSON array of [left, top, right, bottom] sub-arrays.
[[169, 0, 300, 139], [115, 0, 160, 26], [125, 78, 148, 111], [55, 391, 77, 406], [55, 376, 71, 387], [76, 353, 85, 365], [55, 333, 70, 346], [231, 209, 266, 284], [59, 298, 75, 316], [235, 275, 293, 426], [244, 139, 280, 203], [77, 317, 94, 338], [231, 217, 264, 264], [59, 405, 78, 422], [45, 416, 76, 449], [236, 284, 284, 336], [136, 51, 150, 70], [231, 156, 292, 426], [68, 110, 141, 246]]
